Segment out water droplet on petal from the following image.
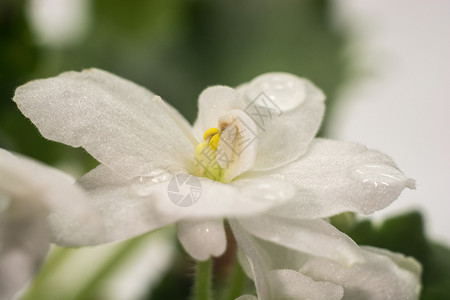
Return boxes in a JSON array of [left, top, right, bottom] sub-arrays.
[[349, 164, 413, 190], [128, 170, 171, 197], [246, 73, 306, 112]]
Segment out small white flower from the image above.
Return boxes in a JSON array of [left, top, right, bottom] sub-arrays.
[[0, 148, 102, 300], [13, 69, 420, 299]]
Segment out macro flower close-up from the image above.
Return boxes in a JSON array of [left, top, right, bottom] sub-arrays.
[[1, 1, 449, 299], [11, 69, 420, 299]]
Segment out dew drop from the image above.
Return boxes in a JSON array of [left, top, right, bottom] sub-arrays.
[[349, 164, 412, 189], [128, 170, 171, 197], [246, 73, 306, 112]]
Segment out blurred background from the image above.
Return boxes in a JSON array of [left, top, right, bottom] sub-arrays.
[[329, 0, 450, 245], [1, 0, 449, 299]]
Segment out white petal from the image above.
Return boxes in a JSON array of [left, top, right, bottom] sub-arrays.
[[251, 238, 310, 271], [244, 73, 310, 112], [365, 246, 422, 278], [269, 269, 343, 300], [232, 222, 343, 300], [193, 86, 246, 140], [217, 109, 258, 182], [77, 164, 177, 243], [14, 68, 195, 179], [238, 215, 364, 267], [238, 72, 325, 171], [79, 166, 295, 243], [156, 175, 296, 219], [0, 193, 49, 300], [235, 296, 258, 300], [229, 220, 271, 300], [0, 149, 103, 299], [264, 138, 415, 219], [0, 149, 103, 246], [300, 246, 422, 300], [176, 219, 226, 261]]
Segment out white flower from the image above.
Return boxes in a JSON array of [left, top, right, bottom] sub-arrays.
[[0, 148, 102, 300], [13, 69, 419, 299]]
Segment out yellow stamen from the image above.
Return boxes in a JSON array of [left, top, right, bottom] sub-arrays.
[[209, 133, 220, 150], [194, 127, 225, 181], [203, 127, 220, 141]]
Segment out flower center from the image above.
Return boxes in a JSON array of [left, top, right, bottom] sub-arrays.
[[194, 127, 224, 181]]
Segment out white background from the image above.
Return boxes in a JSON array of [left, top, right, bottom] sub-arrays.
[[330, 0, 450, 243]]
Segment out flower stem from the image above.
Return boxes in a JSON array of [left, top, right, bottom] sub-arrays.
[[225, 259, 246, 300], [194, 258, 212, 300]]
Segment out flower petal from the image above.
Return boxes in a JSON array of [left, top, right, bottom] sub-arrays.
[[193, 86, 246, 140], [77, 164, 177, 243], [232, 222, 344, 300], [0, 148, 104, 298], [237, 215, 364, 267], [156, 175, 296, 219], [217, 109, 258, 182], [251, 237, 310, 271], [238, 72, 325, 171], [13, 68, 195, 179], [0, 149, 103, 246], [263, 138, 415, 219], [78, 166, 295, 243], [176, 219, 226, 261], [300, 246, 422, 300], [235, 296, 258, 300], [229, 219, 271, 300], [0, 192, 49, 300], [269, 269, 343, 300]]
